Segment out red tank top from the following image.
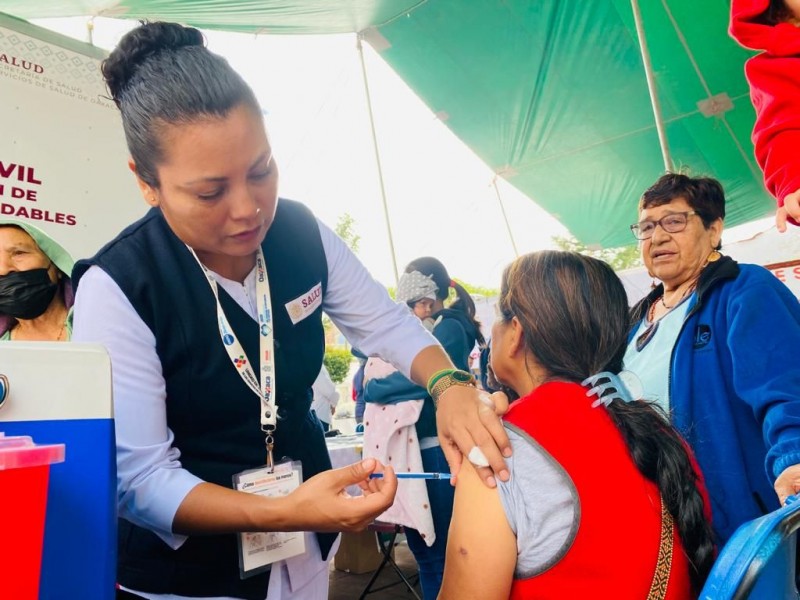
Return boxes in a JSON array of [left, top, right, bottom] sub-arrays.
[[504, 381, 693, 600]]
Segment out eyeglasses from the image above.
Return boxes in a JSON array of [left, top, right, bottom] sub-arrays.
[[630, 211, 698, 240]]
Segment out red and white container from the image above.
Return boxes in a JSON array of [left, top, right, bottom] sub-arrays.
[[0, 434, 65, 600]]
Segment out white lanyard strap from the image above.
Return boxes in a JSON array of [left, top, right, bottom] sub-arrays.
[[186, 246, 277, 434]]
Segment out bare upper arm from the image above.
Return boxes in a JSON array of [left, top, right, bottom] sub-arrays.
[[438, 459, 517, 599]]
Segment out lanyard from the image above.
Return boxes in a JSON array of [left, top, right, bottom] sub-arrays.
[[187, 246, 278, 470]]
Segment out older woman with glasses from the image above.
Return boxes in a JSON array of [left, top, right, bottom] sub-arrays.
[[624, 172, 800, 545]]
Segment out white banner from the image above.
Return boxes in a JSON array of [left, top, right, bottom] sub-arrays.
[[0, 13, 145, 261], [768, 261, 800, 299]]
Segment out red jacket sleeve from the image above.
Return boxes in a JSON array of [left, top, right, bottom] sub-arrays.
[[746, 54, 800, 225]]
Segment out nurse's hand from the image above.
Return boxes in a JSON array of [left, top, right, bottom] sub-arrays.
[[437, 387, 511, 488], [288, 458, 397, 532]]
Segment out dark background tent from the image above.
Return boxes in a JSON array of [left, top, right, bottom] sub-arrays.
[[1, 0, 771, 248]]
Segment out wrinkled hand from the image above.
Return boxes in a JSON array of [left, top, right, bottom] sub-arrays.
[[289, 458, 397, 532], [776, 189, 800, 233], [436, 386, 511, 488], [774, 463, 800, 505]]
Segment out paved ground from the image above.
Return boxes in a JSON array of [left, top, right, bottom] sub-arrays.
[[329, 538, 421, 600]]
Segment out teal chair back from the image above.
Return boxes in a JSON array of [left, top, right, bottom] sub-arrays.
[[700, 496, 800, 600]]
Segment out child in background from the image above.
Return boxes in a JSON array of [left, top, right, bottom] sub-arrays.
[[730, 0, 800, 231], [364, 258, 485, 600]]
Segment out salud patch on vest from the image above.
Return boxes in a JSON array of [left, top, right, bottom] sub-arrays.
[[285, 282, 323, 325]]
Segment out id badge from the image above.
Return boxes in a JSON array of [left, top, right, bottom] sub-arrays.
[[232, 460, 305, 578]]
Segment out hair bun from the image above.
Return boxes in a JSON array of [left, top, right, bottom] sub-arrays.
[[102, 21, 204, 106]]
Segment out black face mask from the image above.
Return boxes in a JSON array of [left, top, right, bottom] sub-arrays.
[[0, 268, 58, 320]]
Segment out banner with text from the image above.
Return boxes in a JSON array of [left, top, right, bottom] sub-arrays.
[[0, 13, 145, 261]]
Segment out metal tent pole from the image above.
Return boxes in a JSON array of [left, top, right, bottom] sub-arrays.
[[631, 0, 673, 172], [356, 34, 400, 287], [492, 176, 520, 258]]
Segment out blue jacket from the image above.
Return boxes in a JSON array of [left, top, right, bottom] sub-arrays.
[[630, 257, 800, 543], [364, 308, 480, 439]]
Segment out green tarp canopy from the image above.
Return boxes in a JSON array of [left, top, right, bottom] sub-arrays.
[[3, 0, 770, 247]]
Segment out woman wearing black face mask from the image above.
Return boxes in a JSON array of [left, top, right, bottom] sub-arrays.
[[0, 220, 75, 341]]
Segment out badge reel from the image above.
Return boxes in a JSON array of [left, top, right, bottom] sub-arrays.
[[232, 403, 306, 578], [232, 457, 305, 579]]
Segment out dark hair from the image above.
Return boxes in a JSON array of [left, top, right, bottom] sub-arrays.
[[498, 251, 715, 593], [102, 21, 260, 188], [404, 256, 485, 347], [639, 173, 725, 250], [756, 0, 793, 25]]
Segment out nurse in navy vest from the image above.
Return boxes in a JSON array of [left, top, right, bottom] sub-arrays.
[[71, 21, 512, 600]]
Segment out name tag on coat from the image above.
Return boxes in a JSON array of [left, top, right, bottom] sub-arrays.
[[285, 282, 323, 325]]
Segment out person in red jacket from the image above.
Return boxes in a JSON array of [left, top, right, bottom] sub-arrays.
[[439, 251, 715, 600], [730, 0, 800, 232]]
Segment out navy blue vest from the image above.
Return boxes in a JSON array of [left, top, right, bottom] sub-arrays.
[[74, 199, 336, 599]]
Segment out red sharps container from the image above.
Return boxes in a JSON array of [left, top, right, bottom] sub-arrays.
[[0, 434, 65, 600]]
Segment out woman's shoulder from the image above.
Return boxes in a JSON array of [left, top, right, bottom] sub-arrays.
[[274, 197, 315, 221], [89, 208, 163, 255], [431, 311, 466, 336], [505, 382, 589, 419], [73, 209, 164, 284], [433, 309, 477, 338], [737, 261, 779, 276], [496, 424, 577, 578], [265, 198, 319, 240], [727, 262, 789, 290]]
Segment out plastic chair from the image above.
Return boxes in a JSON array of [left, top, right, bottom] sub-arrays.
[[358, 522, 421, 600], [700, 495, 800, 600]]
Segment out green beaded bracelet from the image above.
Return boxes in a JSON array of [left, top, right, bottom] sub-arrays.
[[426, 368, 457, 396], [429, 369, 476, 406]]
